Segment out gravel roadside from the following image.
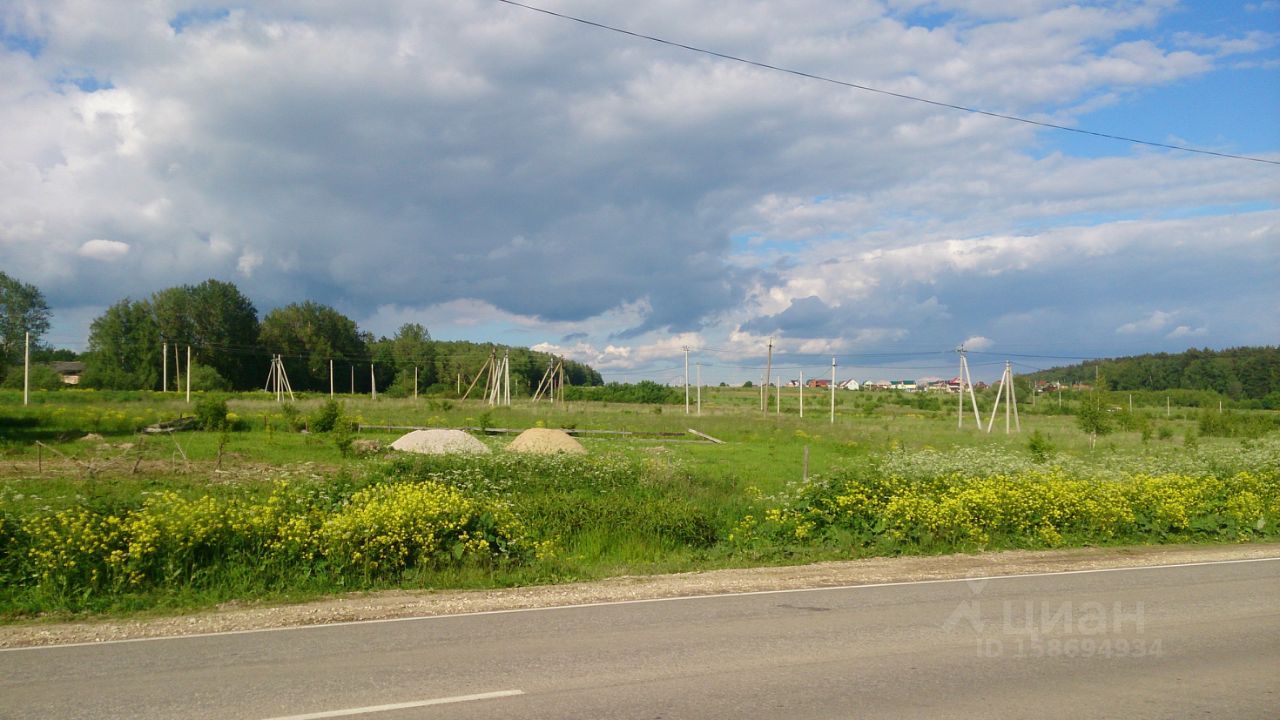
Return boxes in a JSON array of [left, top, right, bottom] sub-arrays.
[[3, 542, 1276, 649]]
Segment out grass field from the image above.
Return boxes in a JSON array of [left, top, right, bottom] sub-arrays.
[[1, 386, 1277, 620]]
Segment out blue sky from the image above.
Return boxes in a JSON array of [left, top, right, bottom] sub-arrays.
[[0, 0, 1276, 383]]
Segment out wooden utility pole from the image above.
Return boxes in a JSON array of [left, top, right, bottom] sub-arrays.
[[370, 364, 376, 400]]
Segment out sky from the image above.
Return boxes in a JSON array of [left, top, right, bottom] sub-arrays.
[[1, 0, 1277, 384]]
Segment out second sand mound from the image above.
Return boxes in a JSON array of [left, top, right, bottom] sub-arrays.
[[506, 428, 586, 455], [390, 429, 491, 455]]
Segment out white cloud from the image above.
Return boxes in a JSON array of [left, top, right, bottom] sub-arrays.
[[961, 335, 993, 351], [76, 239, 130, 261], [1116, 310, 1174, 334], [0, 0, 1275, 369], [1167, 325, 1208, 339], [236, 251, 263, 277]]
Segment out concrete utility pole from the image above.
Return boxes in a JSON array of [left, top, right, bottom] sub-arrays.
[[185, 346, 191, 403], [696, 362, 701, 416], [957, 348, 983, 429], [830, 357, 836, 424], [370, 364, 376, 400], [800, 371, 804, 418], [775, 375, 781, 414], [163, 343, 168, 393], [23, 332, 29, 406], [763, 339, 773, 414], [350, 365, 355, 395], [329, 359, 334, 397], [683, 346, 690, 415], [414, 366, 418, 399]]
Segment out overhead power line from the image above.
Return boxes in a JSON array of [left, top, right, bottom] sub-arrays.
[[492, 0, 1279, 167]]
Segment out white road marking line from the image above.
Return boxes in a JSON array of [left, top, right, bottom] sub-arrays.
[[259, 689, 524, 720], [4, 555, 1277, 652]]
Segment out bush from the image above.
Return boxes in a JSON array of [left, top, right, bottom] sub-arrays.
[[309, 399, 344, 434], [1027, 430, 1053, 463], [186, 364, 231, 392], [1, 365, 66, 391], [194, 395, 230, 431]]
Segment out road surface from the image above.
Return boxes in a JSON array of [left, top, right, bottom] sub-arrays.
[[2, 558, 1277, 719]]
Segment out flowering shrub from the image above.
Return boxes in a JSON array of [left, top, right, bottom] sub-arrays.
[[2, 480, 538, 602], [733, 442, 1280, 550]]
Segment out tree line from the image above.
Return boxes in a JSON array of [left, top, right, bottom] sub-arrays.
[[0, 274, 602, 394], [1027, 347, 1280, 403]]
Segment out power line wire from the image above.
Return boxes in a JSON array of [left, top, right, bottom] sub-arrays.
[[492, 0, 1279, 166]]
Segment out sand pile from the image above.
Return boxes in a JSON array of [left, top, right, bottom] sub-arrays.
[[506, 428, 586, 455], [390, 429, 490, 455]]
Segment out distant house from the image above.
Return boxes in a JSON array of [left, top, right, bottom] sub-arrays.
[[889, 379, 917, 392], [866, 380, 891, 390], [51, 361, 85, 385], [807, 378, 830, 388], [839, 379, 860, 390]]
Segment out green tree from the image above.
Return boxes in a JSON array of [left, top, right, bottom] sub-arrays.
[[258, 302, 366, 392], [151, 279, 260, 389], [81, 298, 161, 390], [0, 364, 64, 391], [0, 271, 52, 384], [1075, 391, 1113, 450]]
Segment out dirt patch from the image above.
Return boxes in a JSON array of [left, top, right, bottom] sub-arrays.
[[389, 429, 490, 455], [506, 428, 586, 454], [2, 542, 1275, 649]]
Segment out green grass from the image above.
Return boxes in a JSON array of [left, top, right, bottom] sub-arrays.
[[1, 387, 1276, 621]]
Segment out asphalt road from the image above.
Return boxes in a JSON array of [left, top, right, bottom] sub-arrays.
[[2, 558, 1277, 719]]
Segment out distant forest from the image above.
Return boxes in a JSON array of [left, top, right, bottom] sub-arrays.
[[3, 276, 603, 395], [1026, 347, 1280, 402]]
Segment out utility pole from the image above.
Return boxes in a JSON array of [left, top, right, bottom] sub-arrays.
[[414, 366, 418, 399], [696, 362, 701, 416], [23, 332, 29, 406], [370, 364, 376, 400], [957, 348, 982, 429], [162, 343, 168, 393], [683, 346, 690, 415], [185, 346, 191, 403], [985, 361, 1020, 434], [775, 375, 780, 414], [329, 359, 334, 397], [800, 371, 804, 418], [763, 339, 773, 414], [350, 365, 355, 395], [830, 357, 836, 424]]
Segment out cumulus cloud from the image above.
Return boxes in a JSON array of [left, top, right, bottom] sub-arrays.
[[1116, 310, 1175, 334], [1, 1, 1275, 375], [76, 239, 130, 261], [1167, 325, 1208, 339]]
